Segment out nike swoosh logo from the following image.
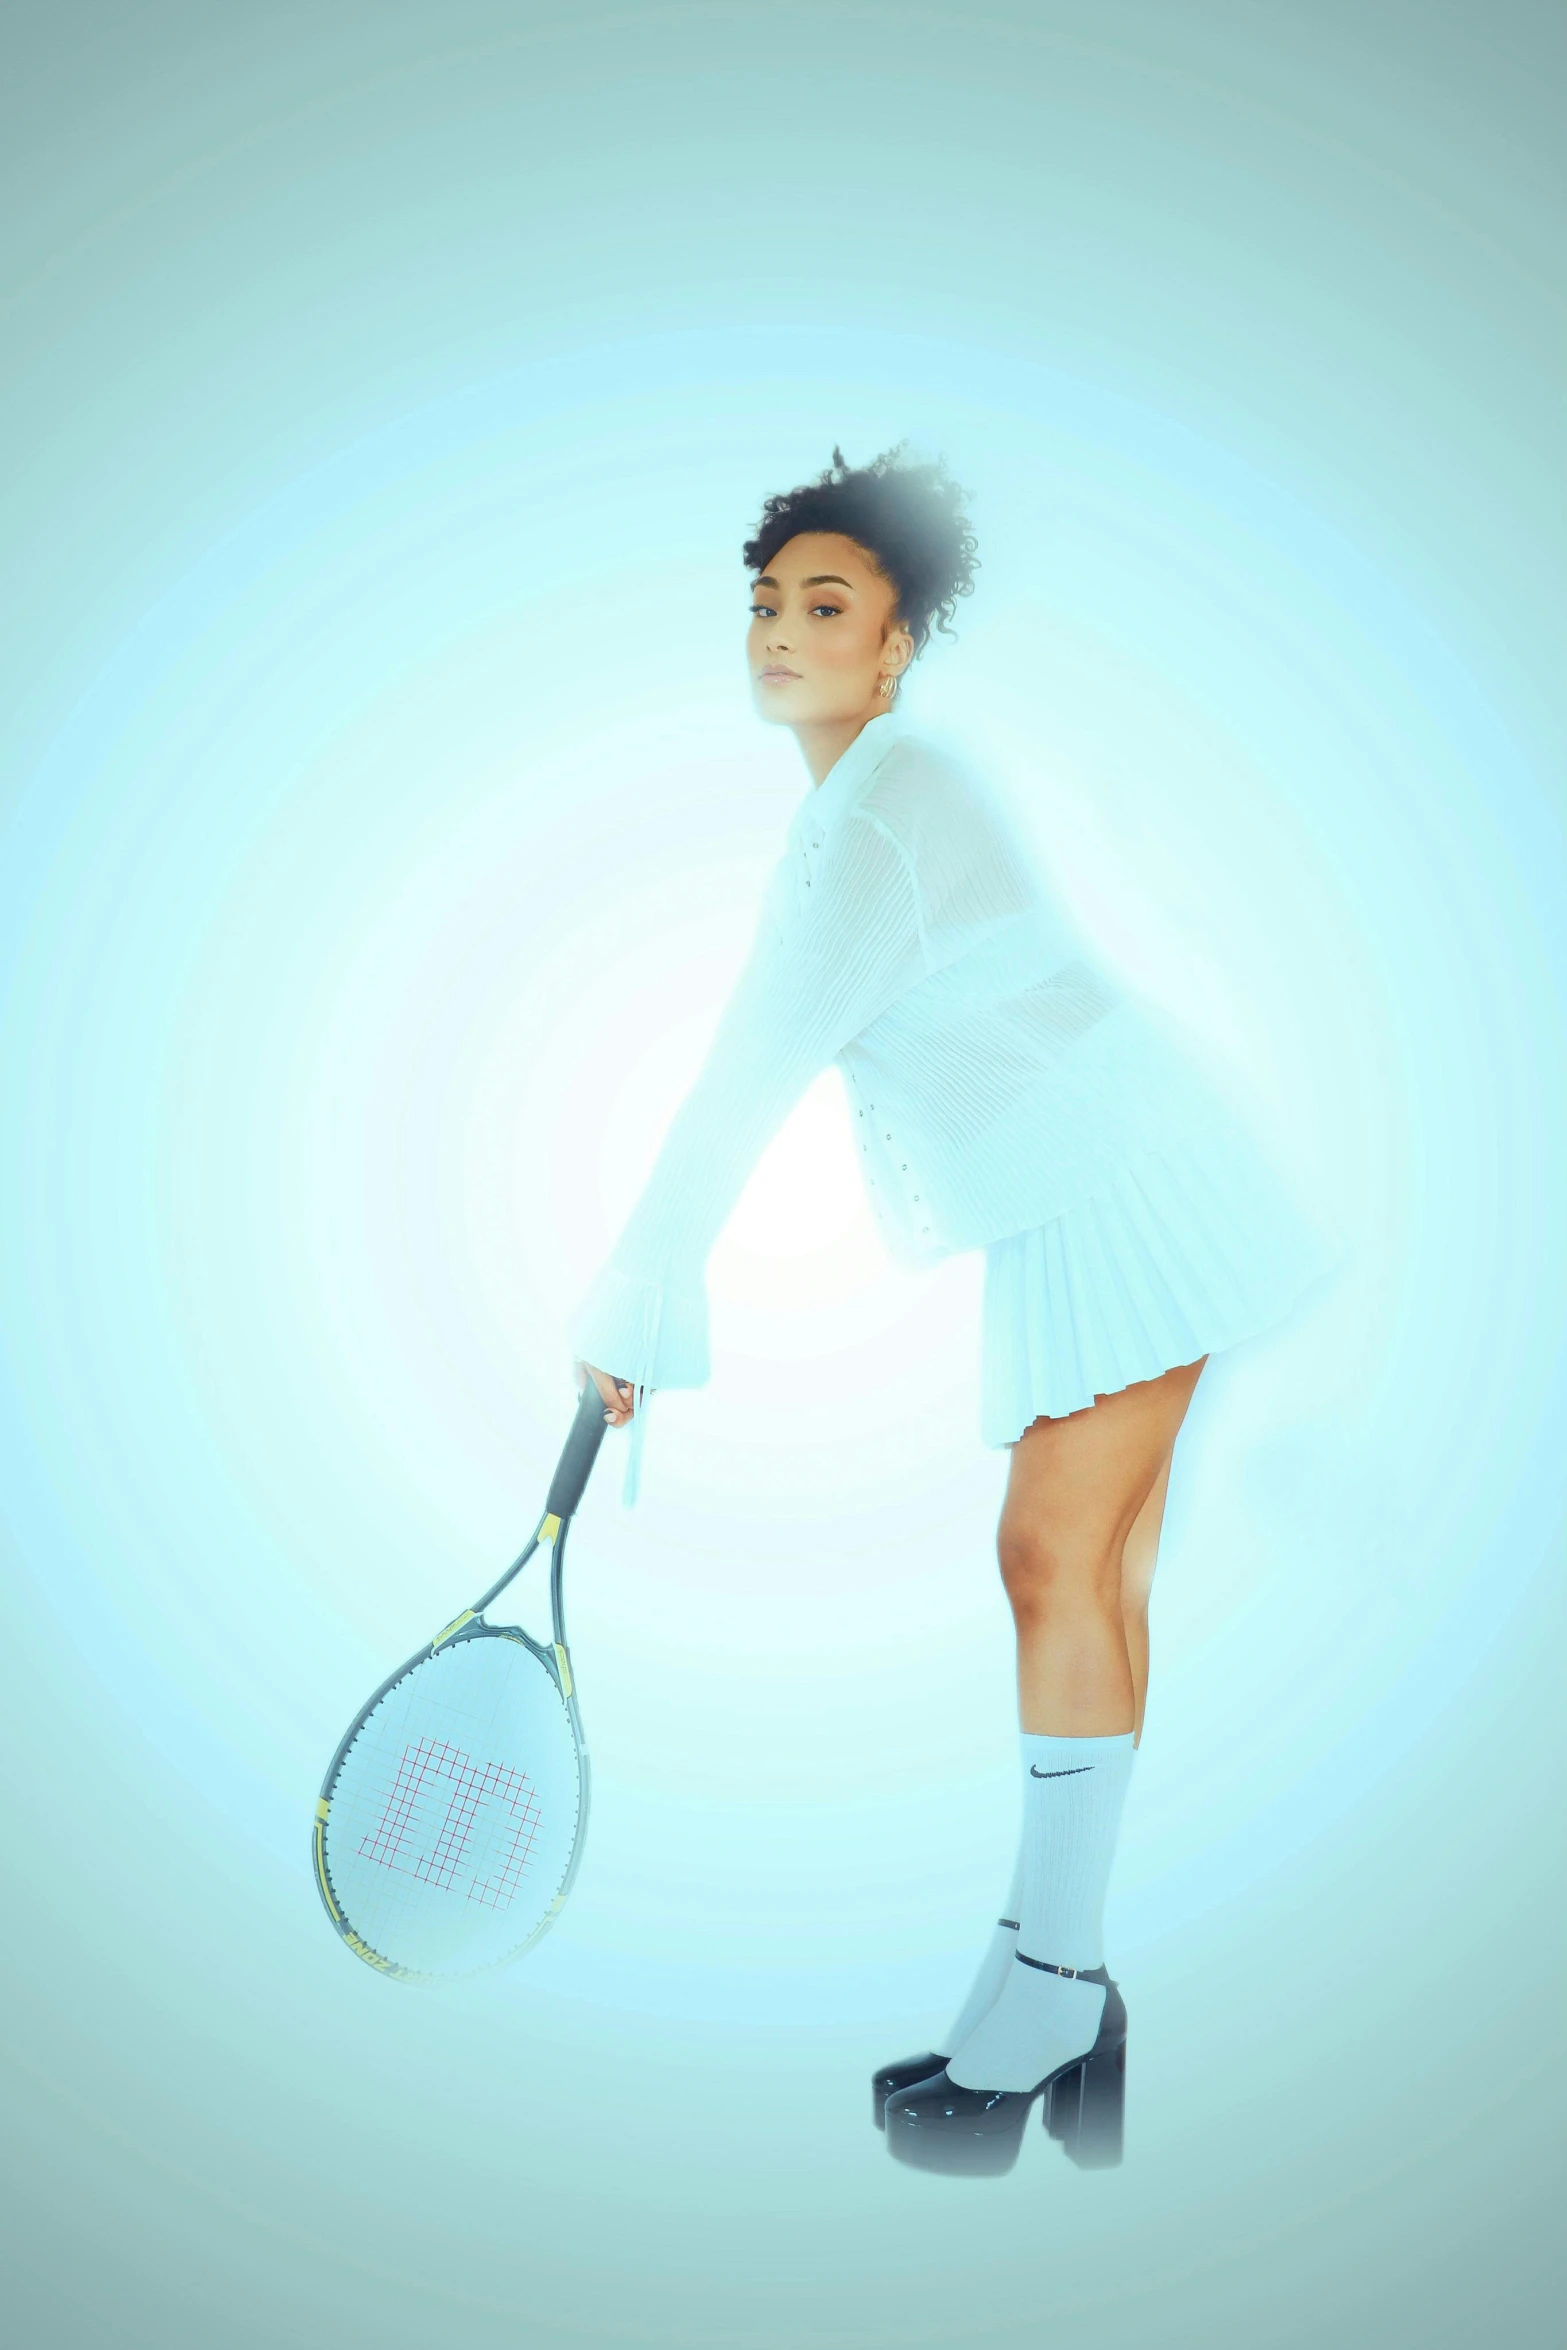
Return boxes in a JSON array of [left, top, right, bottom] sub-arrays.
[[1030, 1765, 1093, 1778]]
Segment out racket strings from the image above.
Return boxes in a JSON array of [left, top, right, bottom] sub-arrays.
[[322, 1633, 580, 1975], [358, 1736, 545, 1912]]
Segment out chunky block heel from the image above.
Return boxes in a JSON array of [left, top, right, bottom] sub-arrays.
[[1044, 2028, 1126, 2168]]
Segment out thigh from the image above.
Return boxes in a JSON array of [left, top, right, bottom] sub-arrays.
[[999, 1357, 1207, 1560]]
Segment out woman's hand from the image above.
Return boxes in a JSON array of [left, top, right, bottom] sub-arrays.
[[574, 1357, 640, 1429]]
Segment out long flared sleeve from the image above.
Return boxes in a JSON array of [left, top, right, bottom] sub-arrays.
[[568, 808, 929, 1505]]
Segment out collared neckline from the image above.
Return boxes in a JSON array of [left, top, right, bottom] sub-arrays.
[[796, 705, 910, 835]]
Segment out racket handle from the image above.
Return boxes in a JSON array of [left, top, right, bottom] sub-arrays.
[[547, 1372, 615, 1519]]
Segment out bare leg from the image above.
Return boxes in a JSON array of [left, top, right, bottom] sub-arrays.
[[997, 1358, 1206, 1736], [1119, 1447, 1173, 1746]]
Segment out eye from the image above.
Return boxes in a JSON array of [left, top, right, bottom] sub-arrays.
[[749, 601, 777, 618], [809, 602, 843, 618]]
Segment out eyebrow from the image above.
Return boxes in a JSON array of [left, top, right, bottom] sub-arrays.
[[750, 574, 855, 591]]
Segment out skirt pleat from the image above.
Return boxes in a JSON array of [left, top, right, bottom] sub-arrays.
[[980, 1126, 1340, 1446]]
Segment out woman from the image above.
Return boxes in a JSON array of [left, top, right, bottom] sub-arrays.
[[567, 445, 1335, 2161]]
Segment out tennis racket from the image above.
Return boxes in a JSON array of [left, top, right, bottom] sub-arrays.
[[312, 1374, 612, 1981]]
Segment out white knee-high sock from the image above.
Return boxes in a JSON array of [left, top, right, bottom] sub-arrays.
[[946, 1731, 1136, 2093], [1014, 1728, 1137, 1968], [940, 1848, 1025, 2051]]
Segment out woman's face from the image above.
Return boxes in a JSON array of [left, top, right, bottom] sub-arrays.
[[747, 531, 913, 726]]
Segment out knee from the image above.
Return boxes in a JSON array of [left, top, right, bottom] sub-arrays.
[[997, 1519, 1122, 1626]]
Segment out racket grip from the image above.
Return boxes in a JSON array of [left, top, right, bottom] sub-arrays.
[[547, 1373, 615, 1518]]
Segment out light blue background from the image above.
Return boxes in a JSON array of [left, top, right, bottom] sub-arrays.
[[2, 5, 1563, 2345]]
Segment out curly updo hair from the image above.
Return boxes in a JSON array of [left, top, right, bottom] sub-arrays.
[[742, 442, 978, 659]]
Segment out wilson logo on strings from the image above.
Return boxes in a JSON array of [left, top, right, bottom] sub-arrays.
[[360, 1737, 542, 1910]]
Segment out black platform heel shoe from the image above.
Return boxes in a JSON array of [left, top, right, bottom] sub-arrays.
[[871, 1916, 1021, 2127], [883, 1962, 1121, 2177]]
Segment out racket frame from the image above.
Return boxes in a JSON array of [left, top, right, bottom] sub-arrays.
[[313, 1505, 593, 1980]]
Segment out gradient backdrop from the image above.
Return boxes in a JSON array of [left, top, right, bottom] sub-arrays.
[[2, 5, 1564, 2346]]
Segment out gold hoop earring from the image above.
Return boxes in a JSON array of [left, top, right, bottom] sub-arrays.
[[878, 673, 897, 699]]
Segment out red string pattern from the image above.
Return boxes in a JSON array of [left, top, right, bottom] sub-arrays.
[[359, 1736, 543, 1911]]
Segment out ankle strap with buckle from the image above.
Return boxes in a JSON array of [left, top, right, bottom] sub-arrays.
[[1016, 1950, 1091, 1979]]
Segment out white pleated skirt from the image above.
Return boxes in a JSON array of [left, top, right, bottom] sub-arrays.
[[979, 1124, 1341, 1446]]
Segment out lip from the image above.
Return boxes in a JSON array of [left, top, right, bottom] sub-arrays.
[[757, 666, 801, 682]]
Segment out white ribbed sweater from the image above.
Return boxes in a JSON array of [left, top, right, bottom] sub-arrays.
[[568, 704, 1262, 1505]]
